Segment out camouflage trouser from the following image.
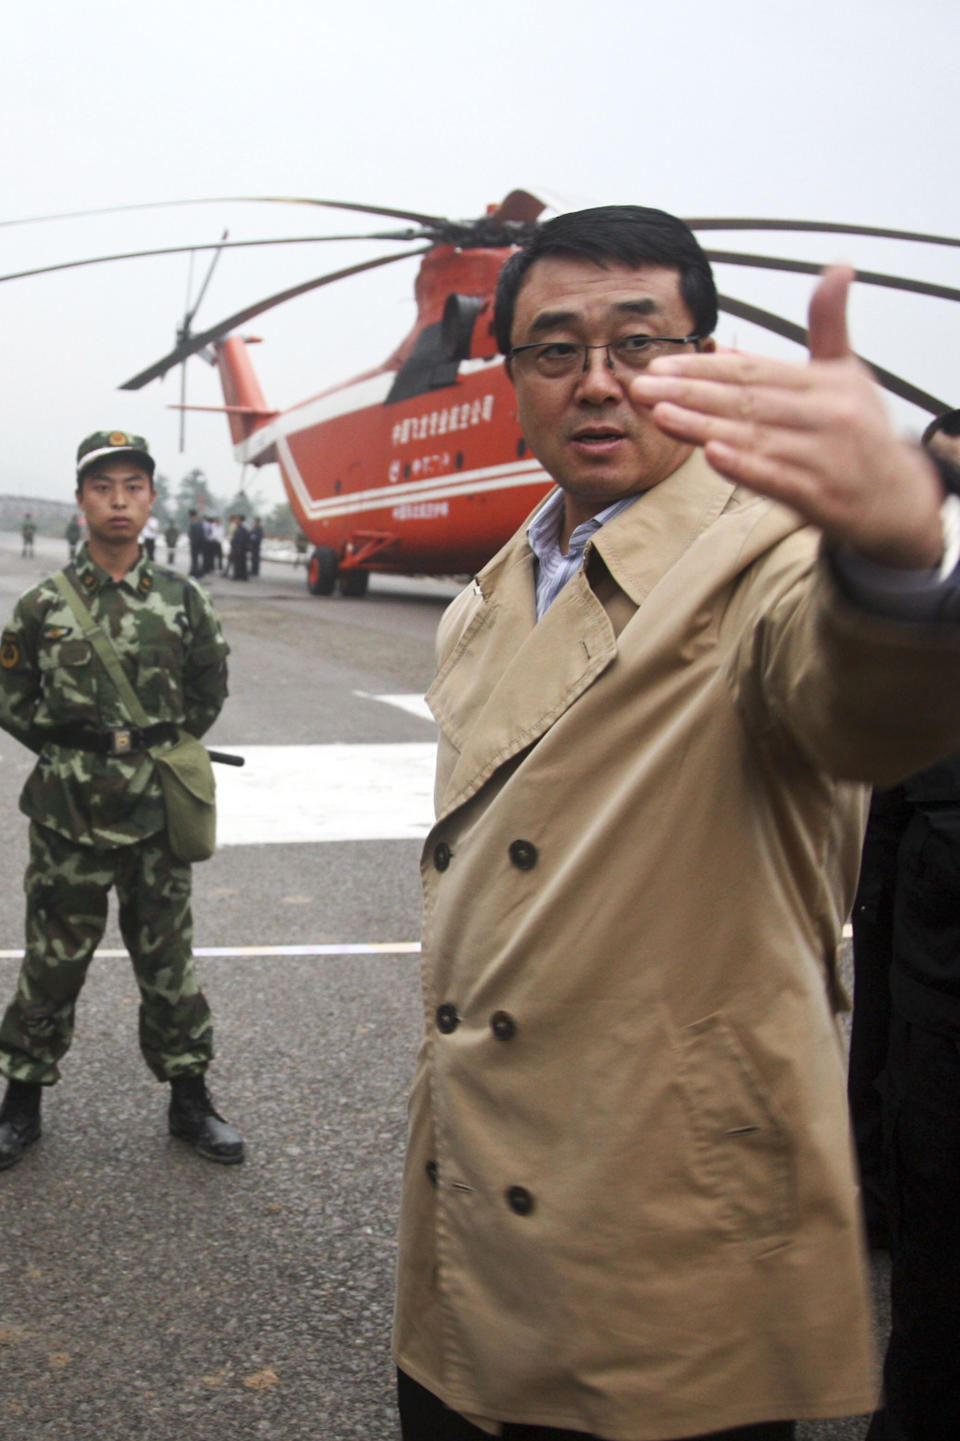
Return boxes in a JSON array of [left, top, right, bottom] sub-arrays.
[[0, 823, 214, 1085]]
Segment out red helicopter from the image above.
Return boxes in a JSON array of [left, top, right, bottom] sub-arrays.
[[4, 192, 958, 597]]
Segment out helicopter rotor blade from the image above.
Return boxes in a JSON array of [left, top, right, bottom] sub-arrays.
[[119, 247, 430, 390], [178, 250, 198, 453], [0, 194, 454, 232], [689, 217, 960, 251], [2, 195, 953, 415], [705, 250, 960, 305], [184, 228, 229, 332], [260, 196, 456, 227], [0, 192, 557, 248], [0, 229, 427, 286], [717, 292, 949, 415], [5, 201, 958, 253]]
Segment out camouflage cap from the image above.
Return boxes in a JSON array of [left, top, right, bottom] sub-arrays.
[[76, 429, 155, 479]]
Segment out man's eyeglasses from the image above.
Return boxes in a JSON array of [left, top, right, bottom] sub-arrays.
[[508, 334, 705, 380]]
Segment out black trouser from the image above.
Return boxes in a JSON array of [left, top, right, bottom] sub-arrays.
[[865, 1015, 960, 1441], [847, 789, 910, 1243], [397, 1371, 795, 1441]]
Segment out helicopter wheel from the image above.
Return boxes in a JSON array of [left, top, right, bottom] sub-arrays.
[[307, 546, 338, 595], [339, 568, 370, 598]]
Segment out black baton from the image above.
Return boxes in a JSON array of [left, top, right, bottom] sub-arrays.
[[207, 750, 245, 767]]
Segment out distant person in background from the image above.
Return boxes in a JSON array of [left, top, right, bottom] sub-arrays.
[[210, 516, 225, 573], [188, 509, 205, 578], [224, 515, 238, 578], [164, 519, 179, 566], [140, 512, 159, 561], [201, 516, 216, 576], [21, 514, 35, 558], [855, 407, 960, 1441], [65, 514, 81, 561], [294, 530, 308, 568], [230, 515, 250, 581], [249, 518, 263, 578]]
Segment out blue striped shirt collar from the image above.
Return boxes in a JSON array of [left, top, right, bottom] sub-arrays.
[[527, 489, 640, 618]]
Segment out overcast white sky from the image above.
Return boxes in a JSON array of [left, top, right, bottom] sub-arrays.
[[2, 0, 958, 509]]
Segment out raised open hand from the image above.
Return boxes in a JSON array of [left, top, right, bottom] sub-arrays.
[[630, 266, 944, 568]]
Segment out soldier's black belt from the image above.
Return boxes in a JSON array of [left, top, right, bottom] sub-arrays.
[[52, 722, 179, 755]]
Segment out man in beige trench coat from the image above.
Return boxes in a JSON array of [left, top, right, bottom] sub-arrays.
[[393, 206, 960, 1441]]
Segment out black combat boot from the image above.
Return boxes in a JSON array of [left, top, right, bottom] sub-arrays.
[[168, 1074, 244, 1164], [0, 1079, 42, 1171]]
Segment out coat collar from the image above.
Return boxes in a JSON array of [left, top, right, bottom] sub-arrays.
[[475, 446, 734, 606], [429, 449, 736, 817], [587, 447, 734, 606], [72, 542, 154, 599]]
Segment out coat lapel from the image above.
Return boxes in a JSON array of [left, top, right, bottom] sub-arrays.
[[429, 533, 618, 817], [589, 447, 734, 607], [428, 449, 736, 817]]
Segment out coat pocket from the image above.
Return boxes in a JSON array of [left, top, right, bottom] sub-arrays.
[[676, 1012, 793, 1243]]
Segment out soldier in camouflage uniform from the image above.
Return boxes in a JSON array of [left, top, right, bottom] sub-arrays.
[[0, 430, 244, 1169]]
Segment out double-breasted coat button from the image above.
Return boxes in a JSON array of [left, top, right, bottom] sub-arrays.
[[426, 1160, 438, 1187], [506, 1185, 534, 1216], [490, 1010, 516, 1041], [433, 841, 452, 871], [508, 839, 537, 870], [436, 1003, 460, 1034]]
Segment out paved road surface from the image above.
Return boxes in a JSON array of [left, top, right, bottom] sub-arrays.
[[0, 534, 886, 1439]]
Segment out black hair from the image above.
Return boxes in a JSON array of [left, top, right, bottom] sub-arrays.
[[494, 204, 717, 354], [922, 408, 960, 447]]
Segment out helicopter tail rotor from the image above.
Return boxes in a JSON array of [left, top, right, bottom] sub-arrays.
[[173, 230, 229, 451], [119, 246, 429, 391]]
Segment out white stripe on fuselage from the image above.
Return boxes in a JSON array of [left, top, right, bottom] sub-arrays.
[[232, 360, 551, 521], [237, 371, 397, 464], [279, 445, 548, 521], [234, 357, 501, 466]]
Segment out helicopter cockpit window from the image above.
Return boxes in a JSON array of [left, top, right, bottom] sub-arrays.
[[386, 321, 461, 405], [386, 294, 490, 406], [442, 294, 487, 364]]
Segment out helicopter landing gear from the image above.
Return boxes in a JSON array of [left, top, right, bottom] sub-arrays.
[[338, 568, 369, 598], [307, 546, 338, 596]]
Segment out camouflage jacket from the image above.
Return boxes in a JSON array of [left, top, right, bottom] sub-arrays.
[[0, 543, 229, 849]]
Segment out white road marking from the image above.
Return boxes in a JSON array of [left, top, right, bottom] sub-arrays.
[[0, 944, 421, 961], [0, 925, 857, 963], [353, 691, 434, 723], [215, 742, 437, 844]]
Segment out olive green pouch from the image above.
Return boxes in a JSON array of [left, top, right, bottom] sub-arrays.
[[52, 572, 216, 862], [148, 731, 216, 862]]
